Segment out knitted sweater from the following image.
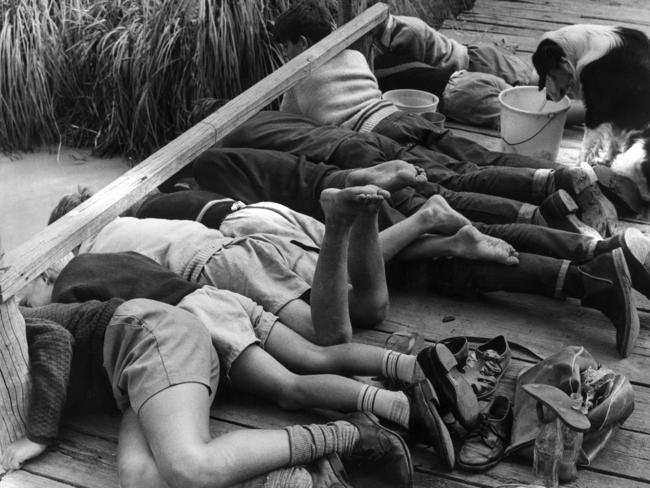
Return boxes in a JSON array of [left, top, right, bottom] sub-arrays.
[[21, 298, 124, 440], [280, 49, 399, 133], [54, 252, 202, 306]]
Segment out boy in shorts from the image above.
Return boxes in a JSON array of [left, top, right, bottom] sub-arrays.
[[6, 296, 413, 487]]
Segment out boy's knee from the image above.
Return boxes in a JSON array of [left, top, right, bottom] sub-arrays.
[[160, 448, 221, 488], [351, 297, 389, 329]]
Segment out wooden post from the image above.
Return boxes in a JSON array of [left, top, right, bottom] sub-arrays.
[[0, 236, 30, 454]]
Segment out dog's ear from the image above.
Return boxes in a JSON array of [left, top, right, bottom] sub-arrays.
[[532, 39, 566, 90]]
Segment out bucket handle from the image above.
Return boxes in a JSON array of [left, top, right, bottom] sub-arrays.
[[501, 113, 557, 147]]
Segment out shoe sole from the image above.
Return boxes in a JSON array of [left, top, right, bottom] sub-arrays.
[[457, 456, 503, 472], [417, 379, 455, 469], [621, 227, 650, 299], [431, 344, 479, 429], [594, 165, 644, 215], [612, 248, 640, 357]]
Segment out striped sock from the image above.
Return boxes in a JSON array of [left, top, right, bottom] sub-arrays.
[[284, 421, 360, 466], [357, 384, 410, 428], [381, 350, 422, 383]]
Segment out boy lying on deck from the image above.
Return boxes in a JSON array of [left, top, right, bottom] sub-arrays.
[[273, 0, 627, 237], [189, 146, 642, 357], [7, 293, 413, 487], [20, 189, 482, 471]]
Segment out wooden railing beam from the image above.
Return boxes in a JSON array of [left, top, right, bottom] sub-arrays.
[[0, 3, 389, 303]]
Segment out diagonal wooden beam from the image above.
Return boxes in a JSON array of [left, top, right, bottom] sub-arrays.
[[0, 2, 389, 303]]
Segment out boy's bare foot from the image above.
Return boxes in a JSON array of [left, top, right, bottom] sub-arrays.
[[452, 225, 519, 265], [346, 161, 427, 192], [0, 437, 48, 471], [416, 195, 472, 235], [321, 186, 389, 225]]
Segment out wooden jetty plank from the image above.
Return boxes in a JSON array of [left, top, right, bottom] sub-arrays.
[[0, 3, 390, 304]]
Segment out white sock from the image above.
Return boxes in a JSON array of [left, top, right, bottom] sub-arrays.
[[381, 350, 423, 383], [357, 384, 410, 428]]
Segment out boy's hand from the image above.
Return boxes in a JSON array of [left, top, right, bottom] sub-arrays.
[[0, 437, 48, 471]]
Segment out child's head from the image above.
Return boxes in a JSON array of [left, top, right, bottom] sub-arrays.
[[274, 0, 337, 59], [49, 186, 93, 224], [18, 253, 73, 307]]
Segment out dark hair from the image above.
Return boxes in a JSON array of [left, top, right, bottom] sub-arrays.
[[274, 0, 337, 45], [48, 186, 93, 224]]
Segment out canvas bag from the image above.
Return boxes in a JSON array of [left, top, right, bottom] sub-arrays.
[[504, 345, 634, 465]]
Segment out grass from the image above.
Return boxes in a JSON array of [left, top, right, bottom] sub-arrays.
[[0, 0, 470, 160]]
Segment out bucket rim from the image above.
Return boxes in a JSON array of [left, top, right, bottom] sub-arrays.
[[498, 86, 570, 116], [383, 89, 439, 109]]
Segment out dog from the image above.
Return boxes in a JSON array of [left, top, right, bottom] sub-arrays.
[[532, 25, 650, 204]]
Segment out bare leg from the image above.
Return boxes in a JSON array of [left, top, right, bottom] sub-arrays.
[[395, 225, 520, 265], [345, 160, 427, 191], [138, 383, 295, 488], [347, 190, 390, 328], [311, 186, 388, 344], [118, 408, 311, 488], [265, 320, 387, 377], [379, 194, 471, 261], [230, 345, 366, 412], [0, 438, 47, 471]]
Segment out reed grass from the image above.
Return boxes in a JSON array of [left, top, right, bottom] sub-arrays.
[[0, 0, 465, 159]]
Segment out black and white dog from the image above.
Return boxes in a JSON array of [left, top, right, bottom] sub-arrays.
[[533, 24, 650, 203]]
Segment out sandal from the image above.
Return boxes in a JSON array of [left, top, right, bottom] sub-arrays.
[[463, 336, 511, 400]]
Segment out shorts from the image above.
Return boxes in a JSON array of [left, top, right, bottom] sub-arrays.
[[103, 299, 220, 414], [199, 234, 312, 314], [467, 42, 537, 86], [177, 287, 279, 375]]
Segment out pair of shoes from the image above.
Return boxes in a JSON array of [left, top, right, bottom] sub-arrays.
[[403, 379, 455, 469], [578, 248, 639, 357], [417, 343, 479, 429], [593, 164, 644, 216], [540, 189, 602, 238], [554, 163, 618, 236], [308, 454, 353, 488], [457, 395, 513, 471], [343, 412, 413, 488], [463, 336, 511, 400]]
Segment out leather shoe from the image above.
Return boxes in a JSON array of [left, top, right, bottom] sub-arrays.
[[554, 163, 618, 236], [594, 164, 644, 215], [457, 396, 513, 471], [308, 453, 353, 488], [403, 379, 455, 469], [440, 337, 469, 368], [540, 189, 601, 238], [578, 248, 639, 357], [417, 343, 479, 428], [619, 227, 650, 299], [343, 412, 413, 488], [464, 336, 512, 400]]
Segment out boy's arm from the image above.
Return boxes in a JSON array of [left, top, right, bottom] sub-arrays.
[[1, 318, 73, 471]]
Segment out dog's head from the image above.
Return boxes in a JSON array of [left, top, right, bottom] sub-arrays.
[[532, 39, 576, 102]]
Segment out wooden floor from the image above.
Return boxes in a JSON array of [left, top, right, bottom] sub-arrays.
[[4, 1, 650, 487]]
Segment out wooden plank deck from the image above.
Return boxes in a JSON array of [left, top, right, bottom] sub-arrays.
[[4, 1, 650, 487]]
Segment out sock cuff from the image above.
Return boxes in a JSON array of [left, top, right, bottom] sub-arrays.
[[554, 259, 571, 299], [533, 168, 554, 201]]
